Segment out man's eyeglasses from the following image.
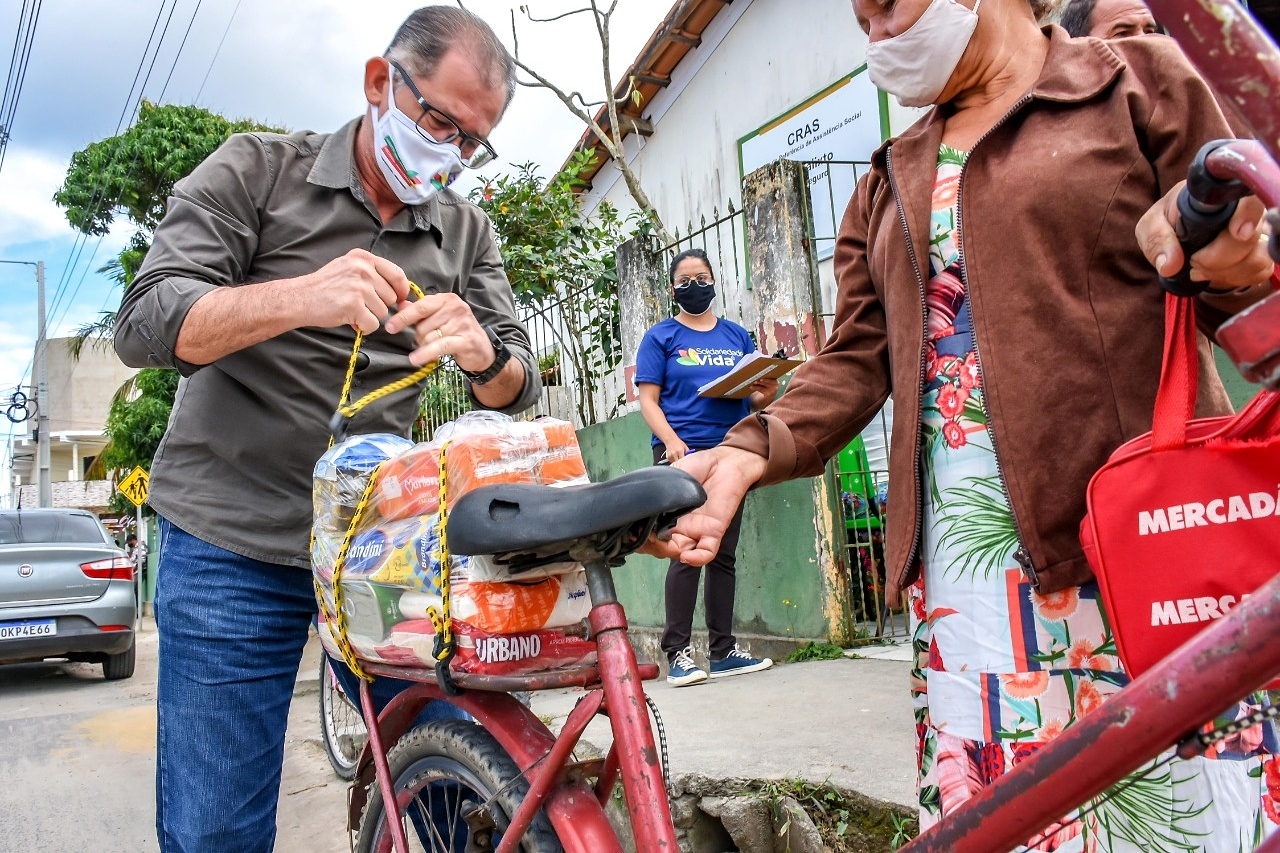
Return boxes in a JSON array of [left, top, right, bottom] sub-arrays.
[[674, 274, 714, 288], [388, 59, 498, 169]]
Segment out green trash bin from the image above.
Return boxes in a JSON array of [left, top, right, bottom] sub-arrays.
[[836, 436, 881, 532]]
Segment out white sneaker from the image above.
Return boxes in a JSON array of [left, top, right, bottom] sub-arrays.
[[666, 646, 708, 687]]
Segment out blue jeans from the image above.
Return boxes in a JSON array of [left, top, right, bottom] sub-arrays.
[[154, 519, 463, 853]]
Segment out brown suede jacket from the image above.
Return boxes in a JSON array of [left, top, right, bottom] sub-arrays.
[[723, 29, 1258, 606]]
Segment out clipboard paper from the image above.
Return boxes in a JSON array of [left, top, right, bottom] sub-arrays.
[[697, 352, 803, 399]]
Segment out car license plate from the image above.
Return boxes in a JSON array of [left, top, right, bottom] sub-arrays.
[[0, 619, 56, 639]]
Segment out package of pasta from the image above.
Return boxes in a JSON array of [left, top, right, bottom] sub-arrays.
[[318, 613, 597, 676], [432, 411, 589, 500], [372, 442, 442, 522], [312, 433, 415, 583], [397, 569, 591, 635]]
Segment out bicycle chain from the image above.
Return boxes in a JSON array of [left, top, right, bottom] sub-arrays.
[[646, 693, 673, 794], [1181, 702, 1280, 757]]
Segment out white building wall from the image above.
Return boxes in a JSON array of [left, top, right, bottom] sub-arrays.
[[583, 0, 925, 319], [588, 0, 927, 463]]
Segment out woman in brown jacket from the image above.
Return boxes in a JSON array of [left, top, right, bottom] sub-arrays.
[[656, 0, 1278, 846]]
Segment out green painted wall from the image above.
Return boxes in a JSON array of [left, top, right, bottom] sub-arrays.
[[576, 412, 833, 641], [1216, 347, 1258, 409]]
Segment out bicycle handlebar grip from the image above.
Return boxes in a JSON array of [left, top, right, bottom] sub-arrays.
[[1161, 139, 1251, 297], [1160, 192, 1239, 296]]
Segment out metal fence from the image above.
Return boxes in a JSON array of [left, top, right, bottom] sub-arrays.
[[802, 159, 873, 262], [805, 159, 908, 644], [412, 278, 626, 441], [658, 201, 751, 330]]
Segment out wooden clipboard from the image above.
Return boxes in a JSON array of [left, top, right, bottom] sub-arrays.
[[697, 352, 803, 399]]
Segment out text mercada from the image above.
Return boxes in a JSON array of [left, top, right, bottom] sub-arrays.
[[1137, 488, 1280, 536]]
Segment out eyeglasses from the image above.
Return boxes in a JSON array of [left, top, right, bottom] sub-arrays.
[[388, 59, 498, 169], [674, 274, 714, 288]]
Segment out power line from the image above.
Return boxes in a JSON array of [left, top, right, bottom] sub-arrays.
[[0, 0, 43, 176], [44, 0, 182, 334], [195, 0, 241, 102]]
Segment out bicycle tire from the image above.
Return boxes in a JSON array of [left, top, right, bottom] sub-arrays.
[[319, 657, 367, 781], [354, 718, 562, 853]]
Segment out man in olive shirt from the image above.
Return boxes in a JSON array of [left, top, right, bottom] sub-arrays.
[[114, 7, 539, 851]]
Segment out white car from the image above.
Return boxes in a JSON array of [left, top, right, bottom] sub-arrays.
[[0, 508, 137, 680]]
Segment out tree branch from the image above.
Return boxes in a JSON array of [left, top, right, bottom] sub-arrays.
[[507, 0, 673, 245]]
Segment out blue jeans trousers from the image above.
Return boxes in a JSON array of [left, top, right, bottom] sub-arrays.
[[154, 518, 463, 853]]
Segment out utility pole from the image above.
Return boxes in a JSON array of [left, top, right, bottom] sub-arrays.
[[35, 260, 49, 508], [0, 259, 50, 506]]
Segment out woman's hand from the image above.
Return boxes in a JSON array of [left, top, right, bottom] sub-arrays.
[[662, 437, 691, 463], [748, 376, 780, 410], [642, 446, 766, 565], [1138, 181, 1274, 290]]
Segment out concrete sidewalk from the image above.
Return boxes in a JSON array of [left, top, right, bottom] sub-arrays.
[[297, 634, 919, 809], [526, 644, 918, 809]]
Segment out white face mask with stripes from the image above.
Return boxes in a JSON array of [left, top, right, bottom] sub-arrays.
[[369, 70, 464, 206]]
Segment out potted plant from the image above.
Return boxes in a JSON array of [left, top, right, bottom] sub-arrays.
[[538, 348, 562, 386]]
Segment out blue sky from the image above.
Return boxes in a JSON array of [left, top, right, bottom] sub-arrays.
[[0, 0, 666, 481]]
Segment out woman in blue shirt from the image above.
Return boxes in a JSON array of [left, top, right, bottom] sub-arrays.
[[635, 248, 779, 686]]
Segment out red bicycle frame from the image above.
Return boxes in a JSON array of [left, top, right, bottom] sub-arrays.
[[345, 554, 680, 853]]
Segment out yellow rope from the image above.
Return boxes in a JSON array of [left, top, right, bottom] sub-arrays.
[[312, 280, 444, 681], [317, 463, 383, 681], [425, 443, 454, 661]]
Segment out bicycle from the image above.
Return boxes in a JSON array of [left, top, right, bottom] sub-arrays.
[[320, 654, 368, 781], [336, 464, 704, 853], [894, 1, 1280, 846]]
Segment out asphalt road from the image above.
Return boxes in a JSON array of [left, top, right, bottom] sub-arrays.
[[0, 618, 351, 852]]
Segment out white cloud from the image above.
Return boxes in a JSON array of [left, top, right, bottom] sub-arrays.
[[0, 147, 77, 245]]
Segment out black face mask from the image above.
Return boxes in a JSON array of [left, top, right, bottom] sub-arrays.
[[674, 281, 716, 316]]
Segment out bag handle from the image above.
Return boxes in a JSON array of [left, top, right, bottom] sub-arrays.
[[1151, 293, 1198, 451], [1151, 292, 1280, 449]]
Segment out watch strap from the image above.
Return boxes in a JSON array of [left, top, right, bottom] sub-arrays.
[[460, 326, 512, 386]]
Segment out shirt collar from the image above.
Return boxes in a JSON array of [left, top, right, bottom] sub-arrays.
[[308, 116, 445, 237]]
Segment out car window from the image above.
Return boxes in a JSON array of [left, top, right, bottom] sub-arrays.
[[0, 514, 108, 545]]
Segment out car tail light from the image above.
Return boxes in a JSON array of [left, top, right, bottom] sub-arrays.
[[98, 624, 131, 632], [81, 557, 135, 581]]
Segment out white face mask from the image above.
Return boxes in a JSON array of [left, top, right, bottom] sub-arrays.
[[866, 0, 982, 108], [369, 71, 465, 206]]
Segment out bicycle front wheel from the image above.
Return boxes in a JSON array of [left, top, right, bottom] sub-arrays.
[[354, 718, 562, 853], [319, 656, 367, 780]]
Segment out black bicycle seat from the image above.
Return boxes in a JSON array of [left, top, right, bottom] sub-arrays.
[[446, 467, 706, 568]]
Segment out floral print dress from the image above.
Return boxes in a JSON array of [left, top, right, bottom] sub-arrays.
[[908, 144, 1279, 851]]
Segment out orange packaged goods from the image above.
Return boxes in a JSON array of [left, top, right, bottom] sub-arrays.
[[434, 412, 589, 500], [373, 443, 441, 521]]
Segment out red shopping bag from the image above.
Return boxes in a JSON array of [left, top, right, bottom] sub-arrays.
[[1080, 293, 1280, 685]]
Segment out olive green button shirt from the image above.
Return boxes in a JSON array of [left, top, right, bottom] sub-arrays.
[[116, 119, 539, 568]]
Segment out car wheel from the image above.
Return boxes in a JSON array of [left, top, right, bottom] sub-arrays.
[[103, 638, 136, 681]]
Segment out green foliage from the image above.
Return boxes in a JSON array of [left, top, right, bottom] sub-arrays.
[[52, 101, 281, 488], [470, 149, 636, 423], [414, 372, 472, 442], [756, 778, 918, 851], [785, 641, 848, 663], [93, 369, 179, 514], [54, 100, 284, 237]]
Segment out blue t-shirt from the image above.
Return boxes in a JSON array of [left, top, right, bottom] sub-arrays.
[[634, 317, 756, 449]]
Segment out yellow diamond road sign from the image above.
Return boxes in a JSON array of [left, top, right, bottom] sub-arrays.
[[118, 466, 149, 507]]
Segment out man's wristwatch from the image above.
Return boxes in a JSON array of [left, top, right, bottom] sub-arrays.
[[459, 325, 512, 386]]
